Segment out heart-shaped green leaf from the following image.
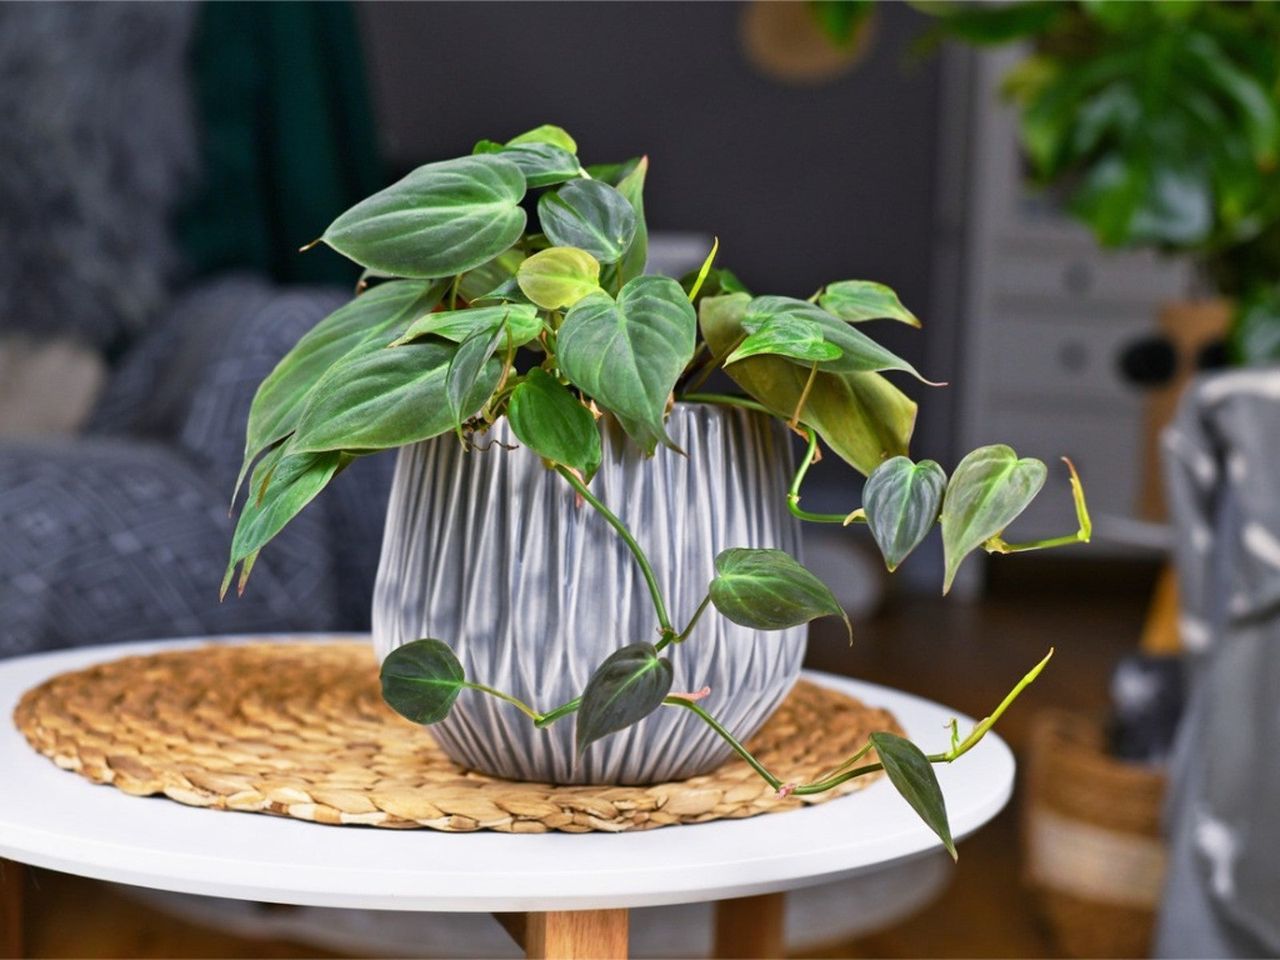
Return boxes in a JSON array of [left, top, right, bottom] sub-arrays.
[[819, 280, 922, 327], [611, 157, 649, 284], [321, 155, 527, 278], [507, 123, 578, 154], [392, 303, 542, 350], [725, 316, 844, 366], [862, 456, 947, 572], [869, 732, 956, 860], [476, 140, 580, 188], [709, 548, 850, 640], [516, 246, 601, 310], [471, 278, 529, 306], [223, 449, 342, 597], [507, 368, 602, 480], [446, 325, 505, 432], [557, 276, 697, 454], [700, 293, 916, 475], [457, 247, 526, 303], [236, 280, 447, 499], [289, 339, 499, 453], [940, 445, 1048, 594], [380, 639, 466, 725], [576, 643, 674, 753], [538, 179, 638, 264], [743, 297, 931, 382]]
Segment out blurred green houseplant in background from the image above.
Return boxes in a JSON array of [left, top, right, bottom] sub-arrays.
[[927, 0, 1280, 363]]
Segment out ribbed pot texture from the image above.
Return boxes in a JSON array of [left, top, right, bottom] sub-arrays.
[[371, 403, 806, 784]]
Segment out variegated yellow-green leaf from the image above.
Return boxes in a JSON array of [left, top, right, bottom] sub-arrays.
[[700, 293, 916, 475], [819, 280, 921, 327], [743, 296, 932, 382], [392, 303, 542, 350], [725, 315, 843, 366], [940, 445, 1048, 593], [516, 246, 601, 310], [321, 155, 527, 278]]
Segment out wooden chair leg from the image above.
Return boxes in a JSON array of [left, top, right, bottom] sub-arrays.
[[495, 909, 629, 959], [1, 859, 25, 960], [714, 893, 786, 959]]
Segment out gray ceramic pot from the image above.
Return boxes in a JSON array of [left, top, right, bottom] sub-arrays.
[[371, 403, 806, 784]]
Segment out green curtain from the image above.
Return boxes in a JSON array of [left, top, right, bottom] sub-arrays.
[[178, 2, 383, 286]]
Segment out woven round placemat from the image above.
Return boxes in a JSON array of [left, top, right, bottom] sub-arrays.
[[14, 642, 901, 834]]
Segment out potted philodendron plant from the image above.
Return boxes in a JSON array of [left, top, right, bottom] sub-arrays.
[[226, 124, 1089, 855]]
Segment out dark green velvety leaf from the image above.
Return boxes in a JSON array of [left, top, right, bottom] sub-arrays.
[[392, 303, 542, 350], [862, 456, 947, 571], [940, 445, 1048, 594], [557, 276, 696, 454], [516, 246, 601, 310], [380, 639, 466, 725], [237, 280, 447, 497], [576, 643, 673, 753], [743, 297, 932, 382], [507, 123, 578, 154], [700, 293, 916, 475], [470, 277, 530, 306], [486, 141, 581, 188], [538, 179, 637, 264], [457, 247, 526, 303], [506, 368, 602, 480], [288, 339, 499, 453], [446, 325, 505, 431], [612, 157, 649, 283], [322, 155, 527, 278], [725, 316, 844, 366], [709, 548, 850, 640], [819, 280, 921, 327], [223, 449, 342, 597], [869, 731, 956, 860]]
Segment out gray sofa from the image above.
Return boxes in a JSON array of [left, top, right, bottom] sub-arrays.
[[0, 275, 394, 658]]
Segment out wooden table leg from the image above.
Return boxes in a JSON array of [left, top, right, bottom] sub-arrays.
[[1, 859, 25, 960], [495, 909, 629, 959], [714, 893, 786, 959]]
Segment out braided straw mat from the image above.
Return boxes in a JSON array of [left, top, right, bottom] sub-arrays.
[[13, 642, 901, 834]]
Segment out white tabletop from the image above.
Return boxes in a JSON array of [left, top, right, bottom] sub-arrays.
[[0, 636, 1014, 912]]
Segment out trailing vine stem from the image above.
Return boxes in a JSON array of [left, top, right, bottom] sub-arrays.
[[465, 648, 1054, 797], [788, 427, 866, 525], [554, 464, 674, 636]]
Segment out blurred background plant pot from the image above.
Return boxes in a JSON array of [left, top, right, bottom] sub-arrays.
[[372, 402, 806, 785], [1023, 710, 1168, 959]]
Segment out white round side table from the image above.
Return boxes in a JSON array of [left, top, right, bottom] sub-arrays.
[[0, 637, 1015, 958]]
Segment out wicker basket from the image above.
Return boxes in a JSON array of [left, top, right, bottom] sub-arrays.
[[1023, 710, 1169, 958]]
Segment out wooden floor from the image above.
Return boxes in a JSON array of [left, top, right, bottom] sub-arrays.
[[8, 556, 1158, 959]]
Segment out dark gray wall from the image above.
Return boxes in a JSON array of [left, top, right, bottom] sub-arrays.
[[359, 1, 943, 372]]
